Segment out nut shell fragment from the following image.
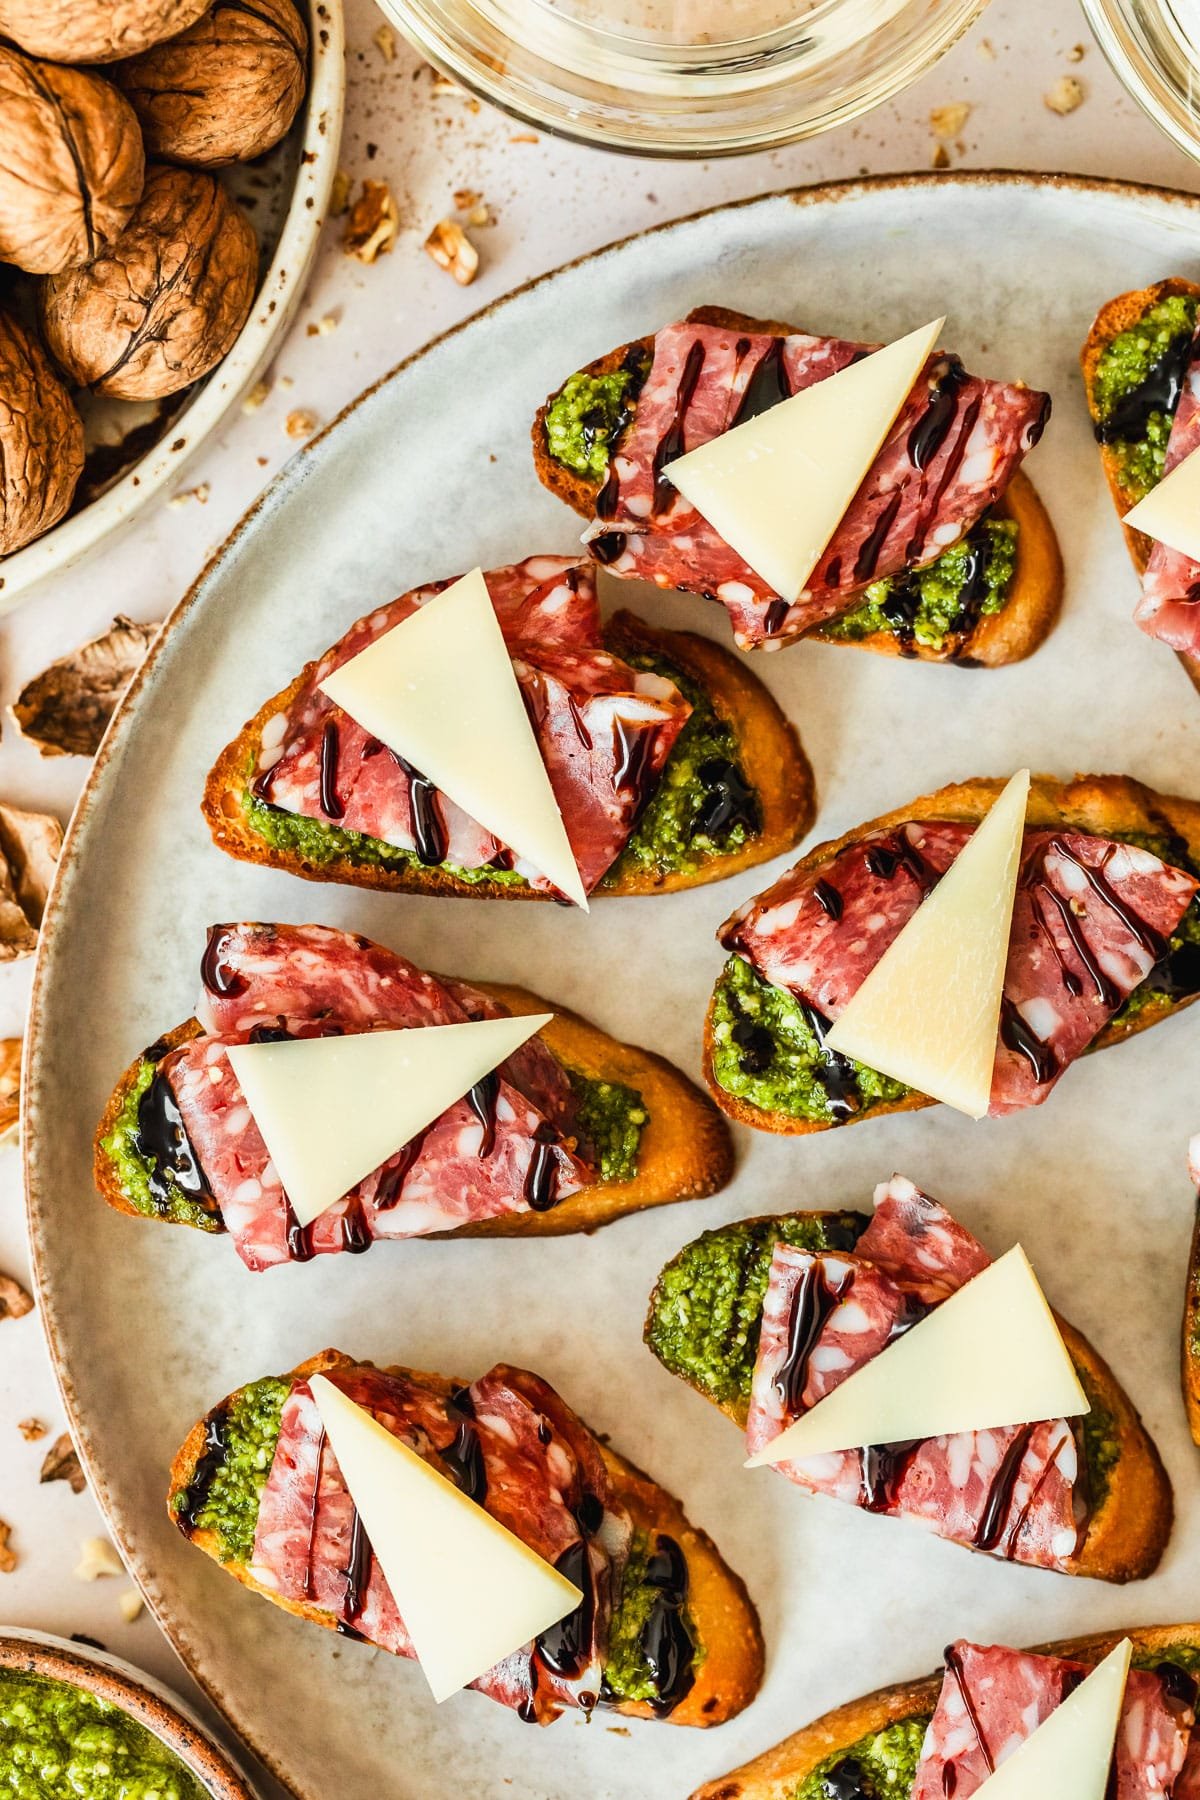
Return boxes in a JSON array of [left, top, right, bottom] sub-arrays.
[[0, 0, 211, 65], [0, 1275, 32, 1321], [0, 1039, 19, 1143], [0, 47, 145, 275], [12, 616, 160, 758], [0, 311, 85, 556], [40, 164, 259, 401], [114, 0, 308, 169], [0, 804, 63, 959]]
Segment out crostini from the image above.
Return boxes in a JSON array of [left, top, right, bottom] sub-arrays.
[[646, 1178, 1171, 1585], [705, 773, 1200, 1133], [95, 922, 732, 1270], [169, 1347, 764, 1727], [691, 1626, 1200, 1799], [1082, 278, 1200, 688], [533, 305, 1062, 660], [203, 556, 813, 901]]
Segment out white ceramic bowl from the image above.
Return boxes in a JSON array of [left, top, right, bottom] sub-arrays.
[[0, 1628, 259, 1797], [0, 0, 345, 618]]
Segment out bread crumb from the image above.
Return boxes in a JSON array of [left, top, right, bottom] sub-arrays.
[[510, 132, 539, 144], [0, 1521, 15, 1574], [453, 187, 481, 210], [343, 179, 400, 263], [931, 141, 951, 170], [118, 1589, 144, 1623], [1067, 42, 1086, 61], [241, 380, 271, 413], [306, 314, 338, 337], [431, 72, 465, 96], [1045, 74, 1085, 113], [329, 169, 351, 217], [424, 219, 479, 285], [373, 22, 396, 60], [976, 36, 995, 59], [284, 410, 318, 440], [18, 1418, 46, 1441], [75, 1537, 123, 1581], [930, 102, 971, 138], [168, 483, 209, 508]]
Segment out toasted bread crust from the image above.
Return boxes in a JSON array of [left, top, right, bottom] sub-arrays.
[[93, 985, 732, 1241], [532, 306, 1062, 667], [167, 1349, 764, 1728], [646, 1209, 1169, 1585], [1081, 279, 1200, 695], [704, 771, 1200, 1136], [1183, 1197, 1200, 1444], [690, 1624, 1200, 1800], [201, 608, 814, 900]]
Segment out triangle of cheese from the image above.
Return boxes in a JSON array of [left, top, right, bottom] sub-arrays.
[[319, 568, 588, 909], [824, 769, 1030, 1118], [225, 1013, 551, 1228], [975, 1640, 1131, 1799], [745, 1246, 1088, 1467], [308, 1374, 582, 1702], [663, 318, 944, 603], [1123, 442, 1200, 561]]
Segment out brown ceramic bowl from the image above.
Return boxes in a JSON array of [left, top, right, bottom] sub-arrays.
[[0, 1629, 258, 1798]]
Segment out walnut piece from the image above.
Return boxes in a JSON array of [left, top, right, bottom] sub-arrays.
[[0, 1521, 15, 1574], [0, 1274, 33, 1320], [0, 311, 85, 557], [0, 1038, 20, 1143], [343, 179, 399, 263], [113, 0, 308, 170], [1045, 74, 1085, 114], [0, 47, 145, 275], [13, 616, 159, 758], [0, 0, 210, 65], [75, 1537, 123, 1581], [41, 1433, 87, 1494], [424, 219, 479, 286], [929, 101, 971, 138], [18, 1419, 46, 1441], [40, 164, 258, 402]]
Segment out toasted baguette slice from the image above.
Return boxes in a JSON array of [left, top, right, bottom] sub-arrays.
[[1183, 1179, 1200, 1444], [690, 1623, 1200, 1800], [94, 979, 734, 1242], [1081, 278, 1200, 693], [169, 1348, 765, 1728], [704, 771, 1200, 1136], [533, 305, 1063, 667], [646, 1209, 1171, 1586], [202, 606, 814, 901]]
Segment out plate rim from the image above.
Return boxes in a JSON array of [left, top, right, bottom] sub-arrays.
[[23, 166, 1200, 1798]]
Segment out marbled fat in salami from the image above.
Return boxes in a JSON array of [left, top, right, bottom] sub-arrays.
[[721, 822, 1197, 1114], [583, 320, 1049, 649], [250, 1360, 632, 1722], [1133, 322, 1200, 657], [251, 558, 691, 897], [911, 1641, 1194, 1799], [745, 1178, 1082, 1570], [154, 923, 592, 1271]]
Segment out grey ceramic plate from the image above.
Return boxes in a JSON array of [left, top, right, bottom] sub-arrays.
[[25, 174, 1200, 1800]]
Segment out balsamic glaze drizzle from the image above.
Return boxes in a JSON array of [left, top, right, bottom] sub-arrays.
[[136, 1073, 214, 1213], [176, 1409, 229, 1533], [201, 925, 248, 997], [1096, 328, 1195, 445], [319, 719, 344, 820], [731, 338, 791, 426], [775, 1261, 851, 1413], [467, 1069, 500, 1158], [652, 340, 706, 512], [524, 1123, 563, 1212]]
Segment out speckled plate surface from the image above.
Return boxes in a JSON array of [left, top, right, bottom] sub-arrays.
[[24, 174, 1200, 1800]]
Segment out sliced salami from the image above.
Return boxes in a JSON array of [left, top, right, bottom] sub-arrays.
[[251, 558, 691, 897], [745, 1180, 1082, 1570], [911, 1641, 1193, 1799], [583, 320, 1049, 649], [1133, 322, 1200, 658], [721, 822, 1197, 1114]]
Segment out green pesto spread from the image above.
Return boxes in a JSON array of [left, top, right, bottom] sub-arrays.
[[601, 1529, 701, 1705], [602, 647, 760, 887], [544, 362, 648, 484], [645, 1210, 865, 1407], [710, 953, 910, 1126], [98, 1057, 220, 1233], [0, 1670, 207, 1800], [1078, 1369, 1120, 1510], [793, 1716, 930, 1800], [1093, 293, 1200, 503], [826, 519, 1018, 654], [567, 1071, 646, 1184], [172, 1376, 291, 1565]]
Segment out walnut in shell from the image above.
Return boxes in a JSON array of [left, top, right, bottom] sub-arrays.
[[0, 47, 145, 275], [12, 616, 159, 757], [0, 804, 63, 959], [0, 311, 85, 557], [0, 0, 211, 65], [39, 165, 259, 401], [114, 0, 308, 169]]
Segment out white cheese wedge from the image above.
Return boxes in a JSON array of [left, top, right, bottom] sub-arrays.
[[308, 1374, 581, 1703], [225, 1012, 551, 1228], [663, 317, 944, 604], [319, 567, 588, 909], [975, 1639, 1131, 1800], [824, 768, 1030, 1118], [1123, 442, 1200, 561], [744, 1245, 1088, 1467]]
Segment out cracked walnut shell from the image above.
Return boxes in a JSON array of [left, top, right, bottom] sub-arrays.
[[0, 311, 84, 556], [113, 0, 308, 170], [39, 165, 259, 402], [0, 46, 146, 275], [0, 0, 211, 65]]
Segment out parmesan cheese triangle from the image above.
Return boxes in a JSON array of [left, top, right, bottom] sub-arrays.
[[1123, 442, 1200, 561], [975, 1640, 1131, 1800], [663, 318, 945, 604], [319, 568, 588, 908], [308, 1375, 582, 1703], [744, 1246, 1088, 1467], [225, 1013, 552, 1227], [824, 769, 1030, 1118]]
